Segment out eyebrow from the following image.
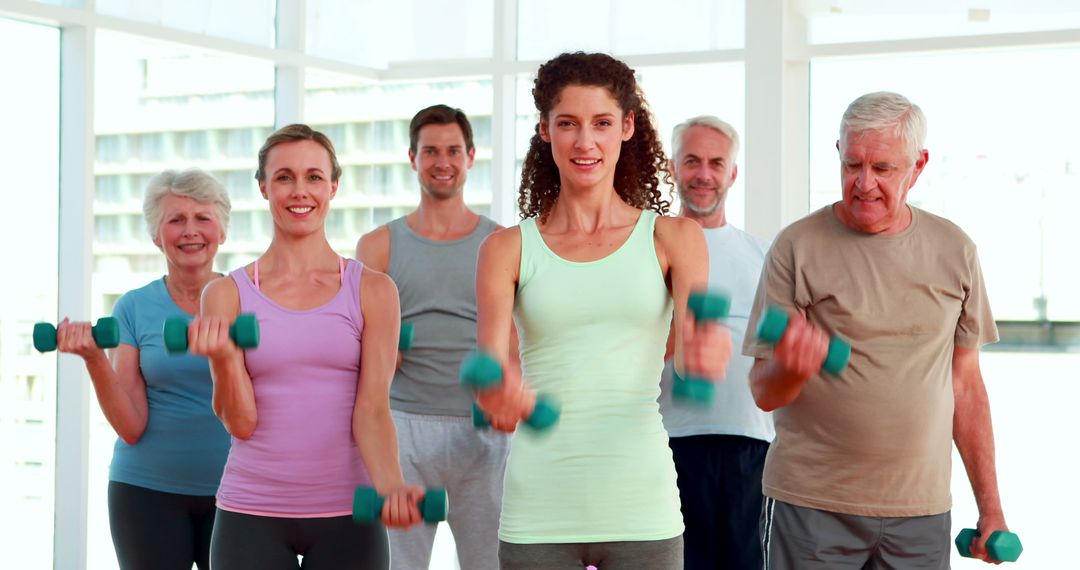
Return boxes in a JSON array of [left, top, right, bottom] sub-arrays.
[[553, 112, 617, 120]]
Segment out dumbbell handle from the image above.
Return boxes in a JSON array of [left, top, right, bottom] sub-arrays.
[[352, 486, 448, 524], [673, 291, 731, 404], [955, 528, 1023, 562], [33, 317, 120, 353], [756, 306, 850, 375], [163, 314, 260, 354], [471, 396, 560, 431]]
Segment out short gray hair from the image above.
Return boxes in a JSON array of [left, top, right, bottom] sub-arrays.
[[840, 92, 927, 161], [671, 115, 741, 165], [143, 168, 231, 238]]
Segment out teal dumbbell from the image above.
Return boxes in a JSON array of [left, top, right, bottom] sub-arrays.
[[955, 528, 1023, 563], [460, 350, 560, 431], [673, 291, 732, 404], [352, 486, 448, 524], [33, 317, 120, 353], [399, 322, 415, 351], [755, 305, 850, 375], [163, 314, 260, 354]]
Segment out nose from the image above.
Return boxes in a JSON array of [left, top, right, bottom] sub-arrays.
[[854, 166, 877, 192], [573, 127, 595, 151]]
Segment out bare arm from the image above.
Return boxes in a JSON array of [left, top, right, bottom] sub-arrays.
[[655, 216, 729, 381], [56, 321, 148, 444], [197, 277, 257, 439], [952, 344, 1008, 561], [353, 268, 408, 492]]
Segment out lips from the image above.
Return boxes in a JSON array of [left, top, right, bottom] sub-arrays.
[[177, 243, 206, 252], [571, 158, 600, 166], [287, 206, 314, 215]]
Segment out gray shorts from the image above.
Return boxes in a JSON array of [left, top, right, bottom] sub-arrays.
[[389, 410, 511, 570], [498, 536, 683, 569], [760, 497, 951, 570]]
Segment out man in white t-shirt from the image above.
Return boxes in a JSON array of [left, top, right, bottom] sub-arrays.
[[658, 116, 774, 570]]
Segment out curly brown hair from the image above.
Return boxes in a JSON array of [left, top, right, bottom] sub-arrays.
[[519, 52, 672, 221]]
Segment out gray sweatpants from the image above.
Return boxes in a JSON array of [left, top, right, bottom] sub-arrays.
[[389, 410, 511, 570], [760, 497, 951, 570]]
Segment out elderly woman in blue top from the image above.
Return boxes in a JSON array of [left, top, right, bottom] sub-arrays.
[[55, 168, 232, 570]]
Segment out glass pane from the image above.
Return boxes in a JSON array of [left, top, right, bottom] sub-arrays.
[[0, 17, 59, 570], [304, 70, 494, 255], [96, 0, 275, 47], [801, 0, 1080, 45], [810, 48, 1080, 321], [90, 30, 274, 570], [306, 0, 493, 68], [518, 0, 743, 61], [514, 63, 746, 227]]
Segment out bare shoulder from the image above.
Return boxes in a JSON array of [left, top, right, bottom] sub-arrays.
[[356, 225, 391, 272], [481, 225, 522, 255], [654, 215, 704, 246], [201, 274, 240, 316], [359, 265, 399, 305]]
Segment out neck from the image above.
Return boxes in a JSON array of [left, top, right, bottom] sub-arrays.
[[680, 205, 727, 229], [264, 230, 339, 272], [546, 182, 630, 232], [165, 263, 218, 301], [412, 194, 476, 237]]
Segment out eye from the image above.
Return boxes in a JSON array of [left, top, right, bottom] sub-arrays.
[[597, 119, 613, 127], [276, 174, 292, 182], [557, 120, 575, 128], [684, 158, 699, 166], [308, 174, 323, 181]]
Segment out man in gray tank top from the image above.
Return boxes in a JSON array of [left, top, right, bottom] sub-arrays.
[[356, 104, 508, 570]]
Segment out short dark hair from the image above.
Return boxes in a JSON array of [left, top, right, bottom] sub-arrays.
[[409, 104, 474, 153]]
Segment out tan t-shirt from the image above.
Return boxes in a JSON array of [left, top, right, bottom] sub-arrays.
[[743, 205, 998, 517]]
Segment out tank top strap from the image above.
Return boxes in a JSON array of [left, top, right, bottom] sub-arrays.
[[251, 256, 345, 292], [253, 258, 260, 290]]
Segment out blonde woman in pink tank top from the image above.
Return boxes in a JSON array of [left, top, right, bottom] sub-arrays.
[[187, 124, 426, 569]]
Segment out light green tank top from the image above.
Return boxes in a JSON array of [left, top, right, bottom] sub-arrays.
[[499, 209, 683, 544]]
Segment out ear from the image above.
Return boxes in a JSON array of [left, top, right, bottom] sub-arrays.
[[538, 119, 551, 143], [259, 179, 268, 200], [409, 148, 418, 172], [330, 179, 339, 199], [909, 149, 929, 186], [151, 232, 163, 250], [729, 163, 739, 186], [466, 146, 476, 169], [219, 231, 226, 245], [622, 111, 635, 141]]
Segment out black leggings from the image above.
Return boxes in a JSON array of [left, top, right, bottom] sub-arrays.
[[107, 481, 216, 570], [210, 508, 389, 569]]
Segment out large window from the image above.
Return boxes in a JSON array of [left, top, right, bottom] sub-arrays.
[[0, 17, 60, 570], [810, 48, 1080, 321]]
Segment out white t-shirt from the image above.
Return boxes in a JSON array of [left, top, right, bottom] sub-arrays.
[[658, 223, 775, 442]]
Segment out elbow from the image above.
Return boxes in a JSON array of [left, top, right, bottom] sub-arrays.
[[119, 431, 143, 446], [227, 419, 257, 441]]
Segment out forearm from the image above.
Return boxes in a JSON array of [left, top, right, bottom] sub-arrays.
[[210, 355, 257, 439], [954, 380, 1004, 520], [84, 352, 147, 443], [354, 404, 405, 493], [750, 359, 809, 411]]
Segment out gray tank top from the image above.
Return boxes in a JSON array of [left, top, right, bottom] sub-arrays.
[[388, 214, 497, 416]]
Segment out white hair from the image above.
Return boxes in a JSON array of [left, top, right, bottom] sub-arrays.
[[671, 115, 741, 164], [840, 92, 927, 161], [142, 168, 231, 238]]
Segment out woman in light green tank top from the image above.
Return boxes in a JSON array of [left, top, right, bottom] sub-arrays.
[[474, 52, 733, 568]]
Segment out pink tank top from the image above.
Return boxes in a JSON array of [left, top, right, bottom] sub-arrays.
[[216, 257, 371, 517]]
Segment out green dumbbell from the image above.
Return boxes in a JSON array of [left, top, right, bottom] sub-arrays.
[[352, 486, 448, 525], [399, 322, 415, 351], [163, 314, 260, 354], [460, 350, 560, 431], [33, 317, 120, 353], [756, 305, 850, 375], [673, 291, 732, 404], [955, 528, 1023, 563]]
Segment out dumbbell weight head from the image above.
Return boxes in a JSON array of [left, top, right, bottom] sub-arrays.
[[955, 528, 1023, 563], [459, 350, 503, 390], [398, 322, 415, 352], [687, 291, 731, 321]]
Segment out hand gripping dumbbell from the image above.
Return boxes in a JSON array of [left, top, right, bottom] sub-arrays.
[[162, 314, 260, 354], [460, 350, 559, 431], [352, 486, 448, 524], [33, 318, 120, 353], [755, 306, 850, 375], [672, 291, 731, 404], [399, 322, 415, 351], [955, 528, 1023, 563]]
